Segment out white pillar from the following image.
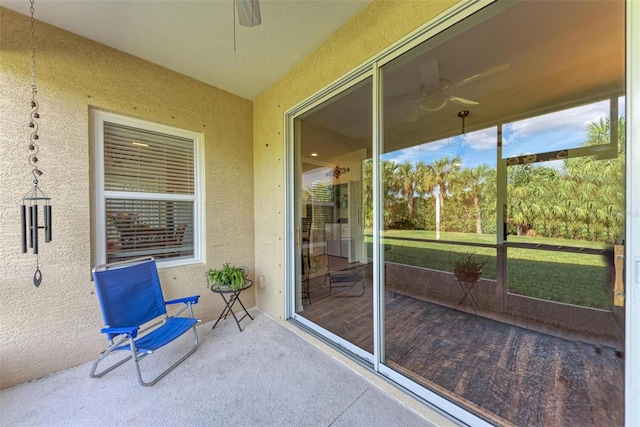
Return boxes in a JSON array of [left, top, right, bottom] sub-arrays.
[[435, 195, 440, 240]]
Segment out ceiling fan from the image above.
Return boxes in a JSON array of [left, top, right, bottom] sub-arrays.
[[236, 0, 261, 27], [391, 59, 509, 121]]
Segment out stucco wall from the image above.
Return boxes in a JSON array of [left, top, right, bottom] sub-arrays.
[[253, 0, 456, 318], [0, 7, 254, 389]]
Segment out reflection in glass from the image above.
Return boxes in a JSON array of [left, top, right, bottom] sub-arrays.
[[380, 1, 625, 424], [289, 0, 626, 423], [294, 78, 374, 355]]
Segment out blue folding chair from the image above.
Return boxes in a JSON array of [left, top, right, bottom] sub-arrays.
[[90, 256, 200, 386]]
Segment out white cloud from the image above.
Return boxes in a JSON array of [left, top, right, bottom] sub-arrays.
[[384, 139, 453, 163], [417, 139, 451, 153], [506, 100, 610, 140], [460, 128, 498, 151]]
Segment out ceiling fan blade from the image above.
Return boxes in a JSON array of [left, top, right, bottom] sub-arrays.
[[418, 59, 441, 90], [448, 96, 479, 106], [451, 64, 509, 89]]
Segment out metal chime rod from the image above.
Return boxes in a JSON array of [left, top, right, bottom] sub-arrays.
[[21, 206, 27, 253], [44, 204, 51, 242], [30, 205, 38, 254], [21, 198, 52, 254]]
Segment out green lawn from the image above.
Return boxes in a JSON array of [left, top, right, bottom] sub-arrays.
[[366, 230, 612, 310]]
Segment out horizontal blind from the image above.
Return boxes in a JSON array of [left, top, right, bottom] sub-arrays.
[[103, 121, 194, 194], [105, 199, 194, 263], [307, 181, 334, 233]]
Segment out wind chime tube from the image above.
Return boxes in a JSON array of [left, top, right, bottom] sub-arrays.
[[21, 205, 27, 253], [44, 204, 51, 242], [28, 204, 34, 249], [30, 205, 38, 254]]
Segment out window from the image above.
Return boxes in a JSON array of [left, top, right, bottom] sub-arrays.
[[92, 110, 204, 267]]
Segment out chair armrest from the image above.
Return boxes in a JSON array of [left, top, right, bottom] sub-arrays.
[[101, 326, 140, 339], [165, 295, 200, 305]]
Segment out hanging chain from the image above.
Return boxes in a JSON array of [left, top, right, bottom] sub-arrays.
[[30, 0, 36, 93], [28, 0, 41, 181]]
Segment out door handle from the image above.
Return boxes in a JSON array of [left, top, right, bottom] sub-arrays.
[[613, 244, 624, 307]]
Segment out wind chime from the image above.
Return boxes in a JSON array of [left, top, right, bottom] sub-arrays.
[[21, 0, 51, 287]]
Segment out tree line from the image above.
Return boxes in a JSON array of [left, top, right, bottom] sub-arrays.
[[360, 117, 625, 244]]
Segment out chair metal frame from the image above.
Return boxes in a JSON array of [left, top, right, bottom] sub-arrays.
[[324, 255, 366, 297], [90, 256, 200, 386]]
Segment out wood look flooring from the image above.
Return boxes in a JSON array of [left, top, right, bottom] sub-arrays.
[[299, 267, 624, 427]]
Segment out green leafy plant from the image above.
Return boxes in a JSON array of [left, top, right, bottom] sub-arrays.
[[453, 253, 486, 283], [206, 263, 247, 291]]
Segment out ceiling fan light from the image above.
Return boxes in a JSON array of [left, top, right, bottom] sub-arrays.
[[236, 0, 262, 27]]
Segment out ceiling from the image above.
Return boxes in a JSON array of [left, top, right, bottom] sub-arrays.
[[1, 0, 625, 163], [299, 0, 626, 162], [0, 0, 371, 100]]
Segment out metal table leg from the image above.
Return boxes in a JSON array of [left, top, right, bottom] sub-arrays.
[[211, 281, 254, 332]]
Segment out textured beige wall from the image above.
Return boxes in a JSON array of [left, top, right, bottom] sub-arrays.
[[253, 0, 456, 318], [0, 7, 254, 389]]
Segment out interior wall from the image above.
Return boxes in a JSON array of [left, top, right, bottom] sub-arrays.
[[0, 7, 254, 389]]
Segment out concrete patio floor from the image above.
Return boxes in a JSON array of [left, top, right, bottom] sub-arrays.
[[0, 308, 446, 427]]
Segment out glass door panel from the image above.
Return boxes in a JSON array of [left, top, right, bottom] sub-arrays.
[[293, 78, 374, 355], [379, 1, 625, 425], [505, 99, 626, 312], [503, 98, 626, 421]]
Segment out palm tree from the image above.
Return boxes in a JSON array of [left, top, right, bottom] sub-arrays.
[[428, 156, 462, 232], [382, 160, 402, 228], [455, 164, 492, 234], [362, 159, 373, 228], [562, 115, 625, 242], [395, 161, 428, 223], [507, 162, 554, 236], [396, 161, 415, 222]]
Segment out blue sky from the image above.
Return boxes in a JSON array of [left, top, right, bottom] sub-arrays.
[[383, 97, 625, 170]]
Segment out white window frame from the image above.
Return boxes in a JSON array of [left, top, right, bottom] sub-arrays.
[[92, 110, 205, 268]]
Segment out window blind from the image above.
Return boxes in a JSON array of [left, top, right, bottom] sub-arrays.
[[102, 121, 196, 263], [106, 199, 194, 263], [103, 122, 194, 194]]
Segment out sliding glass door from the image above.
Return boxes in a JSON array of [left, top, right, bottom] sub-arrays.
[[291, 77, 374, 360], [288, 0, 628, 424]]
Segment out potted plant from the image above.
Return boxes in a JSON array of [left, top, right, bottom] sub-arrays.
[[453, 253, 486, 283], [206, 263, 247, 291]]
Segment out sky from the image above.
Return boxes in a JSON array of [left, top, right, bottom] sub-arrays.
[[382, 97, 626, 170]]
